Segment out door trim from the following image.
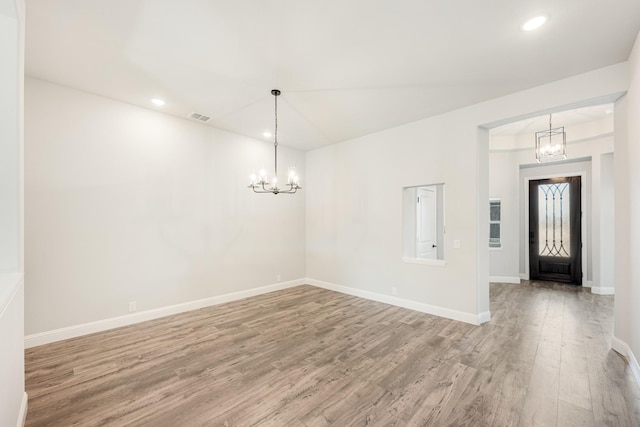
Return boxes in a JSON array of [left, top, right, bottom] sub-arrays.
[[523, 171, 587, 282]]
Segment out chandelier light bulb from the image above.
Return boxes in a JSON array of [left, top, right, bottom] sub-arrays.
[[288, 167, 298, 183]]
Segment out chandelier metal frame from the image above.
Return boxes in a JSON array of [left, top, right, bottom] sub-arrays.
[[535, 113, 567, 163], [248, 89, 301, 195]]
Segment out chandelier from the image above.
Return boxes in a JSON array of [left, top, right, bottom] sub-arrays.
[[535, 113, 566, 163], [248, 89, 301, 195]]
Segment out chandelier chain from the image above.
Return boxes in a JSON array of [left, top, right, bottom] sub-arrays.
[[274, 91, 278, 176]]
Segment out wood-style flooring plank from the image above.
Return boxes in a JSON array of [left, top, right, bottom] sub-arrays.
[[25, 282, 640, 426]]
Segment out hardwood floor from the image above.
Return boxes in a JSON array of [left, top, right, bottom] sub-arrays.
[[25, 282, 640, 426]]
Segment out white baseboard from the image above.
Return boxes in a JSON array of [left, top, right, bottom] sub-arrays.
[[477, 311, 491, 323], [305, 278, 490, 325], [25, 277, 495, 347], [489, 276, 521, 284], [519, 273, 528, 280], [612, 336, 640, 387], [584, 280, 593, 288], [24, 279, 305, 348], [591, 286, 615, 295], [17, 392, 27, 427]]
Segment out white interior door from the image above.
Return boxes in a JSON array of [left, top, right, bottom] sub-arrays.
[[416, 187, 437, 259]]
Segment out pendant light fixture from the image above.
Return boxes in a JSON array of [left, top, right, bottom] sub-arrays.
[[535, 113, 566, 163], [248, 89, 301, 194]]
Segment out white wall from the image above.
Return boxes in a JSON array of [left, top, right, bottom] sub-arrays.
[[599, 153, 615, 291], [0, 4, 19, 273], [628, 30, 640, 370], [0, 0, 26, 425], [488, 123, 614, 289], [306, 113, 487, 322], [614, 30, 640, 376], [0, 276, 25, 427], [24, 78, 306, 335], [306, 63, 628, 324], [488, 149, 519, 281]]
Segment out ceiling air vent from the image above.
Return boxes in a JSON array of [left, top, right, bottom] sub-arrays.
[[188, 112, 212, 122]]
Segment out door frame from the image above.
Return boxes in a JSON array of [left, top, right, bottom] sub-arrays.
[[523, 171, 587, 282]]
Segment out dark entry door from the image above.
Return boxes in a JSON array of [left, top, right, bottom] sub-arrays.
[[529, 176, 582, 285]]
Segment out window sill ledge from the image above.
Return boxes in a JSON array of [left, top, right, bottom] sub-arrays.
[[402, 257, 447, 267]]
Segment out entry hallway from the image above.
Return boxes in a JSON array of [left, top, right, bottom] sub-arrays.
[[25, 282, 640, 426]]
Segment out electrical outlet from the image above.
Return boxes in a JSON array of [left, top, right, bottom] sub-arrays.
[[391, 286, 398, 296], [129, 301, 137, 312], [276, 274, 282, 282], [453, 239, 461, 249]]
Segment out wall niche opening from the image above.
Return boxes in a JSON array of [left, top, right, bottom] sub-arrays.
[[402, 184, 446, 266]]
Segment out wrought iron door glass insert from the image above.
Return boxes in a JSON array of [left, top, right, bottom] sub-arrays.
[[538, 182, 570, 257]]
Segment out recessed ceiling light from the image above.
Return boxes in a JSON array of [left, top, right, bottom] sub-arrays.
[[522, 15, 548, 31], [263, 131, 272, 138], [151, 98, 166, 106]]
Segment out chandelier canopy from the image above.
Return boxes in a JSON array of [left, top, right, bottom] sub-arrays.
[[535, 114, 566, 163], [248, 89, 301, 195]]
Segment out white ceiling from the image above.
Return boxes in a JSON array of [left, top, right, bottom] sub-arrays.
[[25, 0, 640, 151]]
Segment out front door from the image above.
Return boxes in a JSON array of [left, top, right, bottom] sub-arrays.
[[416, 186, 437, 259], [529, 176, 582, 284]]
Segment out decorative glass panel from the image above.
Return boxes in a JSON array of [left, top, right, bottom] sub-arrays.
[[538, 183, 570, 257]]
